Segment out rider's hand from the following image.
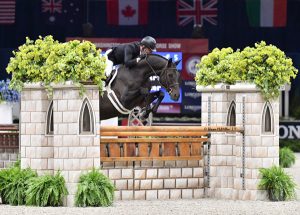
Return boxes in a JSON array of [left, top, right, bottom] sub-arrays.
[[136, 57, 141, 63], [140, 53, 147, 59]]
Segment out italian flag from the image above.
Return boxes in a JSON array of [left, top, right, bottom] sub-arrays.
[[107, 0, 148, 25], [246, 0, 287, 27]]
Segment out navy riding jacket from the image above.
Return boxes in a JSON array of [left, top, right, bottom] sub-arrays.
[[107, 42, 140, 68]]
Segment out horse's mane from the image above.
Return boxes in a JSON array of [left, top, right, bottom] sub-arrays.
[[146, 53, 169, 62]]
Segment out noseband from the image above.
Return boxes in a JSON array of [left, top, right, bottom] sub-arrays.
[[145, 57, 179, 93]]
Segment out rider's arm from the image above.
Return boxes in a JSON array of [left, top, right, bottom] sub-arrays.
[[124, 46, 138, 68]]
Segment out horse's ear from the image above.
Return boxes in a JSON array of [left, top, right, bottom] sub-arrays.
[[168, 58, 173, 67], [175, 59, 181, 66]]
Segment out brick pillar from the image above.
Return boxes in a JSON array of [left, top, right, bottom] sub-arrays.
[[235, 90, 279, 200], [20, 84, 53, 175], [198, 83, 280, 200], [52, 84, 100, 206]]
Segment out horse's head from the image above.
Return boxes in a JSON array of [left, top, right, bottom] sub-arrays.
[[143, 54, 181, 101], [159, 58, 181, 101]]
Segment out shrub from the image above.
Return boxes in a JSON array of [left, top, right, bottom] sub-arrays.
[[196, 41, 298, 100], [75, 169, 115, 207], [0, 166, 37, 205], [6, 35, 106, 96], [258, 166, 296, 201], [280, 139, 300, 152], [279, 147, 296, 168], [26, 171, 68, 207]]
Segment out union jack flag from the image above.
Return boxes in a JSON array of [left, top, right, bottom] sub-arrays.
[[176, 0, 218, 26], [41, 0, 62, 14]]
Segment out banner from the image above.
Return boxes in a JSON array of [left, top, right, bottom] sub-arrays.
[[66, 38, 208, 54], [279, 121, 300, 139]]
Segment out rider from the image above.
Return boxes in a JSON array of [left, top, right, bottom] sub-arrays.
[[104, 36, 157, 80]]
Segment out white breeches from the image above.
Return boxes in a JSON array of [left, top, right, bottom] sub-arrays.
[[104, 49, 114, 77]]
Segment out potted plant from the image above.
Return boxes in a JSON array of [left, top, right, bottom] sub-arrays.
[[258, 166, 296, 201], [75, 168, 115, 207], [195, 41, 298, 100], [0, 79, 20, 124], [279, 147, 296, 168], [6, 35, 106, 96]]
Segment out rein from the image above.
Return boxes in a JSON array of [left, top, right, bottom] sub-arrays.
[[144, 57, 179, 93]]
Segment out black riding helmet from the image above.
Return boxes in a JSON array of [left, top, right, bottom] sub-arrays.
[[140, 36, 157, 52]]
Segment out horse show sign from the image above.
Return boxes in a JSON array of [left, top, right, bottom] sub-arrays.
[[279, 121, 300, 139]]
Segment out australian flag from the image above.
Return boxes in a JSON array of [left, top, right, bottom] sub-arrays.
[[40, 0, 84, 26]]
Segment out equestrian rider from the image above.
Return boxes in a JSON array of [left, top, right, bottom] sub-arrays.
[[104, 36, 157, 78]]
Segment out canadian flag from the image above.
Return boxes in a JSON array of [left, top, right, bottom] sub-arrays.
[[107, 0, 148, 25]]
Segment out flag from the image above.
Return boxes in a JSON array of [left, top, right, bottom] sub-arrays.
[[176, 0, 218, 27], [246, 0, 287, 27], [40, 0, 83, 25], [0, 0, 15, 25], [107, 0, 148, 25]]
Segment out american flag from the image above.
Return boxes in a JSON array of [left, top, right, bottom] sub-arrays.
[[176, 0, 218, 26], [0, 0, 15, 25]]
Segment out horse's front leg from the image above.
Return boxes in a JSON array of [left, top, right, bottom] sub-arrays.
[[142, 90, 165, 118], [150, 90, 165, 114]]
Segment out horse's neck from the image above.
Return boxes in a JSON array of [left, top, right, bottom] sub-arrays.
[[140, 56, 166, 77]]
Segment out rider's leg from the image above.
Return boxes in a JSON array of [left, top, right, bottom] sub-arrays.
[[104, 49, 113, 77], [104, 49, 114, 86]]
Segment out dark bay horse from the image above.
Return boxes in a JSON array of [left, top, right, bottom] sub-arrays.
[[100, 54, 181, 120]]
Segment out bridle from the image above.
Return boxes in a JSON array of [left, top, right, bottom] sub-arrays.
[[145, 57, 179, 94]]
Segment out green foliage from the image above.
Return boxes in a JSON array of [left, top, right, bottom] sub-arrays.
[[0, 166, 37, 205], [75, 169, 115, 207], [6, 35, 106, 96], [280, 139, 300, 152], [279, 147, 296, 168], [258, 166, 296, 201], [196, 41, 298, 100], [26, 171, 68, 207], [13, 159, 20, 168]]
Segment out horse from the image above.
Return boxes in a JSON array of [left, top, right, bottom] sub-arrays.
[[100, 54, 181, 121]]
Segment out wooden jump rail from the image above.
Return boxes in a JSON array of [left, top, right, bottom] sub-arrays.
[[0, 124, 19, 149], [100, 126, 243, 162]]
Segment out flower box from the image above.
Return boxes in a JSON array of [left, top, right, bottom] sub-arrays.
[[0, 102, 13, 124]]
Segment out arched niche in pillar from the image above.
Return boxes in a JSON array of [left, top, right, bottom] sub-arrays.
[[79, 98, 95, 135], [46, 100, 54, 135], [227, 100, 236, 126], [262, 101, 274, 134]]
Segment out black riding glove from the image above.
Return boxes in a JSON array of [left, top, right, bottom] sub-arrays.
[[140, 53, 147, 59]]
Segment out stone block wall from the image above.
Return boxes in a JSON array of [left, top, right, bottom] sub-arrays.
[[234, 92, 279, 200], [101, 161, 204, 200], [20, 86, 53, 175], [0, 148, 19, 168], [52, 85, 100, 206], [198, 83, 279, 200]]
